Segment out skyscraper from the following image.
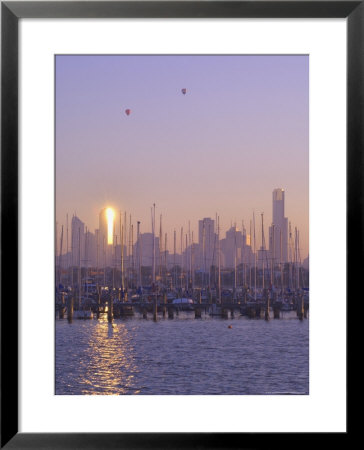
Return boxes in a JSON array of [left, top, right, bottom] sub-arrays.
[[269, 188, 288, 263], [198, 218, 217, 270], [71, 215, 85, 267]]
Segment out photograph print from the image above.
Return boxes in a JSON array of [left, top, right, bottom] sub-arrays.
[[55, 55, 309, 395]]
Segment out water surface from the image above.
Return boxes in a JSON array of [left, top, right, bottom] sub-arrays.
[[56, 312, 309, 395]]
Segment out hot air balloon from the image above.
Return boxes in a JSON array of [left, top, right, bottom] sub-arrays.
[[125, 109, 131, 116], [181, 88, 187, 95]]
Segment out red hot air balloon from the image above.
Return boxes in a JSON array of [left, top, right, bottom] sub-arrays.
[[125, 109, 131, 116], [181, 88, 187, 95]]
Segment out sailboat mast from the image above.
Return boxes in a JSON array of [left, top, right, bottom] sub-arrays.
[[151, 204, 156, 284], [253, 212, 257, 301], [164, 232, 167, 286], [261, 213, 265, 290], [137, 221, 141, 288], [120, 212, 124, 292], [185, 233, 188, 291], [218, 216, 221, 303], [59, 225, 64, 288], [189, 221, 192, 289], [159, 214, 162, 281], [96, 229, 99, 290], [66, 214, 69, 269], [249, 220, 252, 290], [271, 224, 275, 286], [191, 231, 195, 290], [180, 227, 183, 292], [202, 220, 206, 290], [85, 226, 88, 296], [280, 229, 283, 291], [103, 236, 106, 287], [78, 227, 81, 307], [234, 227, 237, 292]]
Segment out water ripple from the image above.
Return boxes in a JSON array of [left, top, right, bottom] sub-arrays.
[[56, 312, 309, 395]]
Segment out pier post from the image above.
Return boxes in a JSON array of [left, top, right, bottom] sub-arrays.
[[297, 294, 304, 320], [142, 308, 148, 319], [153, 296, 158, 321], [163, 293, 167, 318], [59, 293, 65, 319], [230, 309, 234, 319], [108, 296, 113, 323], [247, 307, 256, 319], [304, 302, 309, 319], [97, 287, 101, 319], [59, 307, 65, 320], [265, 293, 270, 321], [221, 308, 228, 319], [255, 305, 262, 318], [67, 296, 74, 323], [273, 304, 281, 319], [195, 308, 202, 319], [168, 307, 174, 319]]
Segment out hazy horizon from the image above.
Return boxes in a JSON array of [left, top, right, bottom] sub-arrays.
[[56, 55, 309, 258]]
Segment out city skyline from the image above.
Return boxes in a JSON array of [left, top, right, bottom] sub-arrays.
[[56, 55, 308, 258], [56, 187, 307, 272]]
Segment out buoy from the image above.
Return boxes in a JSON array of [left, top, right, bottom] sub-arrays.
[[228, 325, 232, 329]]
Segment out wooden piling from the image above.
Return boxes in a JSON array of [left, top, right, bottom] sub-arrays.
[[195, 308, 202, 319], [108, 296, 113, 323], [230, 309, 235, 319], [142, 308, 148, 319], [97, 287, 101, 319], [297, 295, 304, 321], [67, 296, 74, 323], [168, 307, 174, 319], [304, 302, 309, 319], [59, 306, 65, 319], [255, 305, 262, 318], [153, 297, 158, 321], [163, 293, 167, 318], [247, 307, 256, 319], [265, 295, 270, 321], [221, 308, 228, 319], [273, 305, 281, 319]]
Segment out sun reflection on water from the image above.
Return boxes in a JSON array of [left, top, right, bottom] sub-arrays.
[[79, 317, 139, 395]]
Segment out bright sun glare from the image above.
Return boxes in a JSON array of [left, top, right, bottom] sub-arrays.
[[106, 207, 114, 245]]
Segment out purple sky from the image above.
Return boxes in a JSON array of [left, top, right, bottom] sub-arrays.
[[56, 55, 308, 258]]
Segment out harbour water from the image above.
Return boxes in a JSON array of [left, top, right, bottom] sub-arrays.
[[56, 312, 309, 395]]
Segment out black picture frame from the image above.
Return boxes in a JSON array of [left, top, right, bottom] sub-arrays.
[[1, 1, 355, 448]]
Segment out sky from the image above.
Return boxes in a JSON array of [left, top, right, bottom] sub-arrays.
[[56, 55, 309, 259]]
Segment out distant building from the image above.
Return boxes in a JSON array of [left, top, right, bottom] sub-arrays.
[[220, 225, 244, 268], [85, 229, 97, 267], [198, 218, 217, 270], [269, 188, 288, 263], [71, 215, 85, 267], [134, 232, 160, 267]]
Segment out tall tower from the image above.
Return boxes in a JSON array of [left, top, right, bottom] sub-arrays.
[[198, 218, 217, 270], [270, 188, 288, 263], [71, 215, 85, 267]]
